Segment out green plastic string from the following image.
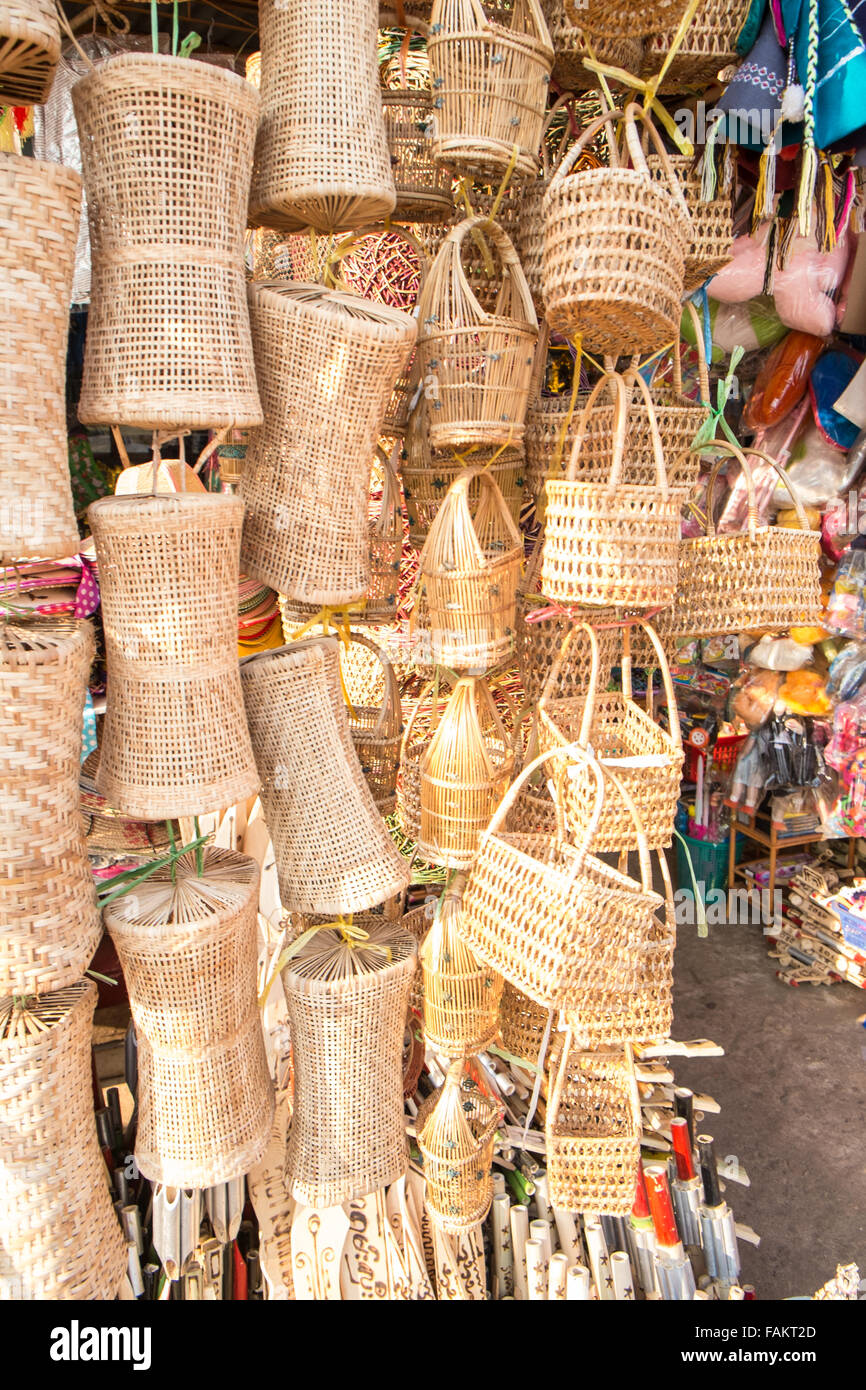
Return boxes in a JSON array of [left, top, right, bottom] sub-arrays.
[[96, 833, 210, 910], [672, 829, 709, 938], [690, 345, 745, 452], [150, 0, 158, 53]]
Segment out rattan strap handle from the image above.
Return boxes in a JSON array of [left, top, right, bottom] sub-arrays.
[[539, 622, 600, 751], [547, 107, 624, 187], [487, 740, 606, 866], [635, 619, 682, 748], [622, 102, 691, 223], [599, 764, 654, 895], [347, 632, 399, 739], [401, 669, 456, 751], [442, 214, 538, 330], [623, 367, 669, 499], [373, 444, 401, 537], [673, 298, 711, 405], [547, 1022, 574, 1131], [701, 442, 811, 543], [452, 464, 524, 550], [564, 370, 628, 488], [541, 92, 578, 178]]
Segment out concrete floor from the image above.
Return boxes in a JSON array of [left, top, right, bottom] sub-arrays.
[[671, 905, 866, 1300]]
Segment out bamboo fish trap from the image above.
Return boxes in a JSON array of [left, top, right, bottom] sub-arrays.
[[380, 15, 454, 223], [420, 873, 503, 1055], [416, 1058, 503, 1231], [546, 1037, 641, 1216], [0, 0, 59, 104]]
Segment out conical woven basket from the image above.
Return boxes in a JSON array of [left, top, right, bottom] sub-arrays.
[[540, 0, 642, 91], [105, 849, 274, 1188], [546, 1036, 641, 1216], [642, 0, 749, 93], [88, 492, 260, 821], [416, 1057, 503, 1231], [241, 281, 416, 606], [0, 154, 81, 564], [647, 153, 734, 291], [0, 0, 59, 104], [281, 919, 417, 1206], [420, 874, 503, 1054], [241, 636, 410, 914], [73, 53, 262, 430], [0, 982, 127, 1300], [0, 620, 100, 996], [250, 0, 396, 231]]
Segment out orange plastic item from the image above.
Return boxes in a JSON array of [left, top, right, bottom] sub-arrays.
[[743, 331, 825, 431]]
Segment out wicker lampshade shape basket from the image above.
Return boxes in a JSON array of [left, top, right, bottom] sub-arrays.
[[416, 1058, 503, 1231], [89, 492, 259, 821], [0, 0, 59, 104], [546, 1035, 641, 1216], [250, 0, 396, 232], [647, 154, 734, 291], [0, 620, 100, 996], [416, 215, 539, 448], [542, 104, 691, 355], [427, 0, 554, 180], [420, 873, 503, 1055], [241, 636, 410, 914], [104, 849, 274, 1188], [419, 466, 523, 673], [540, 0, 642, 91], [281, 919, 417, 1207], [643, 0, 749, 94], [562, 0, 689, 38], [73, 54, 262, 431], [241, 281, 416, 607], [381, 21, 454, 223], [0, 154, 81, 563], [418, 677, 516, 869], [0, 982, 127, 1300]]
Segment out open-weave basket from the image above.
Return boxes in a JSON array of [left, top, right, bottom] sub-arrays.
[[281, 919, 417, 1206], [419, 465, 523, 673], [647, 153, 733, 292], [0, 621, 100, 996], [562, 0, 689, 38], [89, 492, 258, 820], [105, 849, 274, 1188], [242, 281, 416, 606], [427, 0, 554, 179], [0, 982, 127, 1300], [499, 980, 554, 1068], [416, 214, 538, 448], [0, 0, 59, 104], [73, 53, 262, 430], [381, 17, 454, 223], [542, 104, 691, 355], [241, 636, 410, 914], [541, 371, 681, 608], [0, 154, 81, 563], [398, 672, 457, 839], [643, 0, 749, 94], [546, 1036, 641, 1216], [516, 540, 619, 707], [250, 0, 395, 231], [346, 633, 404, 815], [540, 0, 642, 91], [420, 873, 503, 1054], [416, 1058, 503, 1231], [461, 745, 663, 1010]]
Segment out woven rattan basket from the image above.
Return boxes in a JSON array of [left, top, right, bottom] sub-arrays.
[[420, 873, 503, 1054], [398, 672, 456, 838], [499, 979, 554, 1068], [381, 18, 454, 223], [241, 636, 410, 914], [562, 0, 689, 38], [89, 492, 259, 820], [281, 919, 417, 1206], [540, 0, 642, 91], [0, 982, 127, 1300], [416, 1058, 503, 1231], [250, 0, 396, 231], [419, 466, 523, 673], [643, 0, 749, 93], [0, 154, 81, 563], [105, 849, 274, 1188], [241, 281, 416, 606], [513, 94, 593, 314], [73, 54, 262, 431], [546, 1036, 641, 1215], [515, 541, 619, 707], [416, 214, 538, 448], [0, 620, 100, 996], [647, 153, 733, 292], [346, 633, 404, 815], [427, 0, 554, 179], [0, 0, 59, 104], [542, 104, 691, 355]]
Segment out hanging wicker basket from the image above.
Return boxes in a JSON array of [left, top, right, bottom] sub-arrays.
[[562, 0, 690, 38], [73, 53, 262, 431], [88, 492, 259, 821], [0, 0, 59, 104], [0, 154, 81, 563], [416, 1057, 503, 1231], [0, 982, 127, 1300], [499, 979, 554, 1068], [642, 0, 749, 94], [420, 873, 504, 1054], [515, 538, 620, 707], [398, 671, 456, 839], [546, 1034, 641, 1216], [105, 849, 274, 1188], [381, 15, 455, 222], [513, 94, 590, 314], [345, 633, 404, 815], [647, 153, 734, 291], [540, 0, 643, 91]]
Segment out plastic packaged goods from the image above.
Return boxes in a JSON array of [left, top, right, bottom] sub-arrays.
[[742, 331, 825, 432]]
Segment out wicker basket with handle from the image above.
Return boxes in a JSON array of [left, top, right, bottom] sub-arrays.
[[642, 0, 750, 94], [546, 1035, 641, 1216], [420, 873, 504, 1055], [562, 0, 689, 38], [646, 152, 734, 291], [540, 0, 643, 91], [416, 1057, 503, 1231], [0, 0, 59, 104]]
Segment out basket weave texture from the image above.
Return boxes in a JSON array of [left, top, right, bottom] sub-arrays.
[[420, 874, 503, 1054], [0, 0, 60, 104], [647, 153, 733, 291], [562, 0, 689, 38], [643, 0, 749, 93], [416, 1059, 503, 1231], [540, 0, 642, 90], [546, 1038, 641, 1216]]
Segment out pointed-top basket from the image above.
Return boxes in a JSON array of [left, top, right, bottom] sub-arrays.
[[420, 873, 504, 1055], [416, 1057, 503, 1231]]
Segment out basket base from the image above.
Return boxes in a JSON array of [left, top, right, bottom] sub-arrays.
[[546, 295, 680, 358], [249, 188, 396, 235], [432, 137, 539, 183]]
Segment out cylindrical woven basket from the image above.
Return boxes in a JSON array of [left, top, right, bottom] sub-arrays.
[[250, 0, 396, 231], [73, 53, 262, 431], [381, 20, 454, 223], [0, 620, 100, 996], [241, 281, 416, 606], [281, 919, 417, 1206], [642, 0, 749, 93], [241, 636, 410, 914], [416, 1058, 503, 1231], [427, 0, 554, 180], [546, 1036, 641, 1216], [345, 633, 404, 815], [104, 849, 274, 1188], [515, 537, 619, 707], [542, 104, 691, 355], [0, 154, 81, 563], [397, 672, 456, 840], [540, 0, 643, 91], [420, 874, 503, 1054], [416, 214, 539, 448], [89, 492, 259, 820], [0, 982, 127, 1300], [647, 153, 734, 292], [562, 0, 689, 38], [0, 0, 59, 104]]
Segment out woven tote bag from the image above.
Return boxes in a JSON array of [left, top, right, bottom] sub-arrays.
[[416, 1058, 503, 1230], [540, 0, 642, 91], [73, 54, 262, 431], [104, 849, 274, 1188], [241, 281, 416, 606], [0, 620, 100, 996], [541, 371, 681, 608], [241, 636, 410, 914], [546, 1035, 641, 1216], [416, 214, 539, 448], [643, 0, 750, 93], [250, 0, 396, 232], [0, 982, 127, 1300], [647, 153, 734, 292], [0, 154, 81, 563], [542, 104, 691, 355], [420, 873, 504, 1054], [515, 537, 619, 707], [427, 0, 554, 179], [562, 0, 689, 37], [381, 17, 454, 223], [280, 919, 417, 1206], [89, 492, 259, 820], [0, 0, 59, 103]]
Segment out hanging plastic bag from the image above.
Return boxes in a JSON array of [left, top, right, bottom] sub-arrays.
[[742, 330, 826, 432]]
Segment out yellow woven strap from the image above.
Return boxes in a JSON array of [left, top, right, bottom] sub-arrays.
[[258, 915, 393, 1005], [455, 141, 521, 279], [288, 604, 364, 717]]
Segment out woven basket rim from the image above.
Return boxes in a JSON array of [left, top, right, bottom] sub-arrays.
[[73, 48, 260, 100], [0, 150, 81, 192], [104, 847, 259, 937], [479, 827, 664, 908], [88, 491, 243, 521], [0, 979, 95, 1052], [250, 279, 417, 336], [240, 633, 338, 673], [281, 923, 418, 993]]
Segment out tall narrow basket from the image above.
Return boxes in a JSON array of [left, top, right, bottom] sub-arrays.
[[381, 17, 454, 223], [346, 633, 404, 815], [416, 1058, 503, 1231], [420, 874, 504, 1055], [0, 0, 59, 104], [546, 1035, 641, 1216]]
